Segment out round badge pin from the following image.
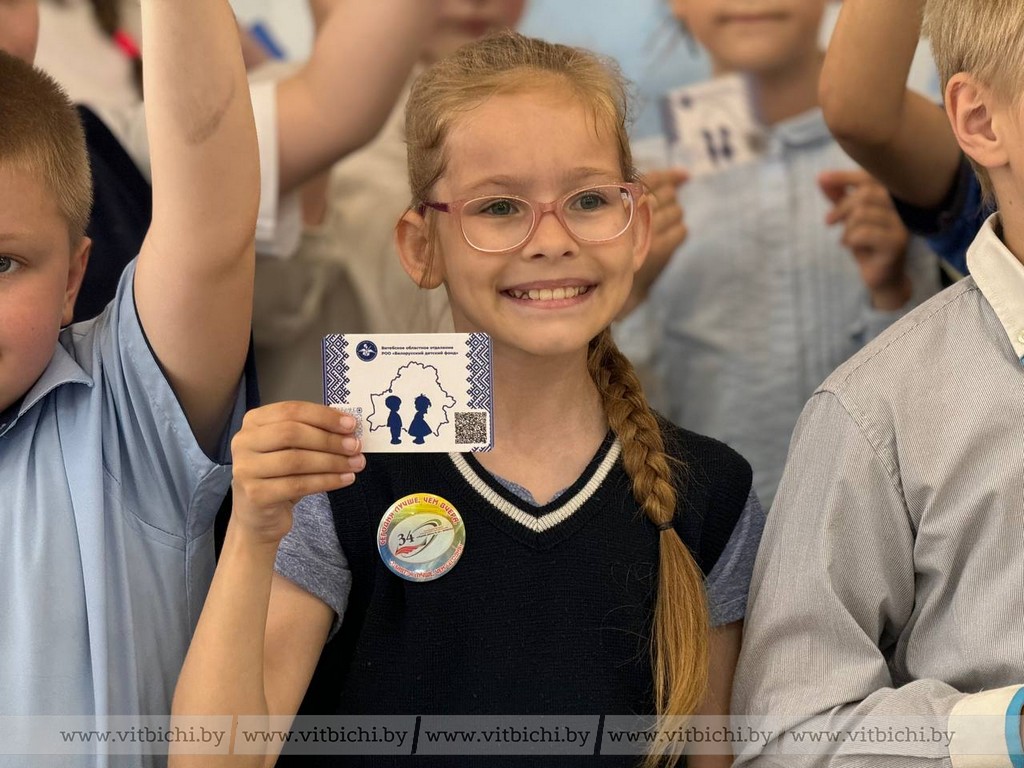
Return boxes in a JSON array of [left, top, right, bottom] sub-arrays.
[[378, 493, 465, 582]]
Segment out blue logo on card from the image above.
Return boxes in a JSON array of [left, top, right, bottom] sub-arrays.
[[356, 341, 378, 362]]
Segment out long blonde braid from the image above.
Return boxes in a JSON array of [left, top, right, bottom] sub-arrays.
[[589, 329, 710, 766]]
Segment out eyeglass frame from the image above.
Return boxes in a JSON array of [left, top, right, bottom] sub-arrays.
[[415, 181, 647, 254]]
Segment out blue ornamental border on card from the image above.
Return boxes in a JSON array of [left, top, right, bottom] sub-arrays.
[[322, 334, 350, 404], [465, 333, 494, 452]]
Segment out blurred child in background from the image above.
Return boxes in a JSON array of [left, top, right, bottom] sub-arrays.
[[618, 0, 941, 508]]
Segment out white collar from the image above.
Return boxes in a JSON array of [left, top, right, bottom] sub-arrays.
[[966, 213, 1024, 359]]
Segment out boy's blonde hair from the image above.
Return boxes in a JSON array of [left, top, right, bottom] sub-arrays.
[[925, 0, 1024, 203], [0, 51, 92, 242], [406, 32, 709, 766]]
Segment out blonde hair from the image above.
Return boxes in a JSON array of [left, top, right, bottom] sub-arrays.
[[0, 51, 93, 242], [925, 0, 1024, 203], [405, 32, 709, 765]]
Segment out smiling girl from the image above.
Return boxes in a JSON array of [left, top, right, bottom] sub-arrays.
[[171, 31, 764, 768]]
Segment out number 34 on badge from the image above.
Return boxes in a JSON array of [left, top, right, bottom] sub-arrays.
[[378, 493, 466, 582]]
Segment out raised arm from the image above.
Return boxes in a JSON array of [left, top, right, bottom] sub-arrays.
[[819, 0, 961, 208], [133, 0, 260, 454], [274, 0, 439, 194]]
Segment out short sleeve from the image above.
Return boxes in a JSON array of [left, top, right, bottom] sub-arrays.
[[249, 80, 302, 259], [705, 490, 766, 626], [892, 154, 989, 277], [275, 492, 353, 635]]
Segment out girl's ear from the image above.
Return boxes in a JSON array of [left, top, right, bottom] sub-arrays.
[[396, 208, 445, 289], [631, 189, 654, 273]]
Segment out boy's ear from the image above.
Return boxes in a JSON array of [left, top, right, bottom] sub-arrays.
[[61, 237, 91, 327], [396, 209, 445, 289], [946, 73, 1008, 172]]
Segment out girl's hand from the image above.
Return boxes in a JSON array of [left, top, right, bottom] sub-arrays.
[[230, 402, 366, 545]]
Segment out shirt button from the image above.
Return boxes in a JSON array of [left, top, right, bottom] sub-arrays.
[[1017, 331, 1024, 345]]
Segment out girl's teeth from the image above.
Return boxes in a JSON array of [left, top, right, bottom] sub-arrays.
[[512, 286, 586, 300]]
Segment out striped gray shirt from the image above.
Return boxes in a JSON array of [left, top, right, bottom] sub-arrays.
[[733, 215, 1024, 767]]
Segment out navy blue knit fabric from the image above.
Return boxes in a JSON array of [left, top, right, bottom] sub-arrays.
[[285, 420, 752, 767]]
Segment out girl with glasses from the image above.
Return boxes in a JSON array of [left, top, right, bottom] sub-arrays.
[[172, 30, 764, 768]]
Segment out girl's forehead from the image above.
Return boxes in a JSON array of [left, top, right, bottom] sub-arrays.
[[440, 89, 622, 184]]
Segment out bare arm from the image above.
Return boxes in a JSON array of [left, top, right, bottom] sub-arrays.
[[133, 0, 260, 454], [688, 621, 742, 768], [171, 403, 365, 768], [819, 0, 961, 207], [274, 0, 439, 194]]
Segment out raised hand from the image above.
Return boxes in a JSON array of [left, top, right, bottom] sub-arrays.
[[821, 169, 912, 311]]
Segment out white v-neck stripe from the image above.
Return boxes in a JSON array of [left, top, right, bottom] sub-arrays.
[[448, 440, 622, 533]]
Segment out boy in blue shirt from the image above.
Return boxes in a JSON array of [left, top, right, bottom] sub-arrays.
[[0, 0, 258, 762]]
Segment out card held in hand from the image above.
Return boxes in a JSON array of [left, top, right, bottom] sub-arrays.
[[661, 73, 766, 178], [323, 333, 494, 453]]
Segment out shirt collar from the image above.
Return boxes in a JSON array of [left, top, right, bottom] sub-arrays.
[[771, 107, 831, 149], [0, 335, 93, 435], [966, 213, 1024, 360]]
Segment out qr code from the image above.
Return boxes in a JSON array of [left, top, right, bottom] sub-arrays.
[[329, 404, 363, 439], [454, 411, 488, 445]]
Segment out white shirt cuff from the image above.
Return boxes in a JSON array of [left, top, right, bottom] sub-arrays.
[[949, 685, 1024, 768]]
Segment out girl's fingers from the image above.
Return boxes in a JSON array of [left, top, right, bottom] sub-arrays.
[[237, 473, 357, 511], [243, 401, 358, 434], [234, 419, 362, 457], [241, 448, 366, 480]]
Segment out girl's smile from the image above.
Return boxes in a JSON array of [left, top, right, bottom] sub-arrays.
[[402, 85, 651, 360]]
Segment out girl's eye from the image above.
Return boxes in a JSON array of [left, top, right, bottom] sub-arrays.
[[571, 190, 609, 211], [477, 198, 520, 216], [0, 256, 20, 276]]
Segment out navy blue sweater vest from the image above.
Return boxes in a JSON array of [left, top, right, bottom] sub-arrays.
[[287, 421, 752, 767]]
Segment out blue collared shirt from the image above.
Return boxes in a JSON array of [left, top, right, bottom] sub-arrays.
[[0, 262, 243, 766]]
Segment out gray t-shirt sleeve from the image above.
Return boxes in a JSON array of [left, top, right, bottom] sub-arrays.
[[275, 492, 352, 636], [705, 489, 766, 627]]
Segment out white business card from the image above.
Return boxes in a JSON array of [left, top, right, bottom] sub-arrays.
[[323, 333, 494, 453]]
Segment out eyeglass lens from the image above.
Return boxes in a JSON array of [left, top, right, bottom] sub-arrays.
[[460, 185, 634, 252]]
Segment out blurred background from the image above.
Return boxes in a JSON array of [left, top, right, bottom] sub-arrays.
[[36, 0, 939, 140]]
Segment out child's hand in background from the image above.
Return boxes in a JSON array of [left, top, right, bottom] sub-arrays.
[[821, 169, 912, 311]]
